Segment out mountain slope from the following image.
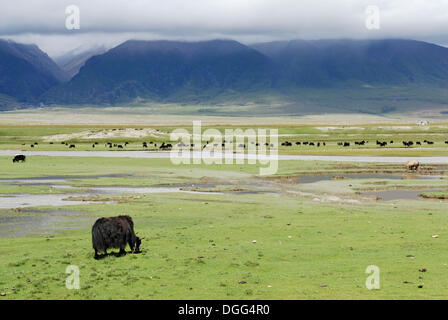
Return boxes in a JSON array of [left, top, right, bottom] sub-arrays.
[[42, 38, 448, 106], [0, 39, 68, 102], [55, 47, 107, 79], [251, 39, 448, 88], [44, 40, 274, 104]]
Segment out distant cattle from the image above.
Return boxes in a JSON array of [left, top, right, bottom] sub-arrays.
[[160, 142, 171, 149], [12, 155, 26, 163], [406, 160, 420, 171], [69, 144, 76, 148], [91, 215, 142, 259]]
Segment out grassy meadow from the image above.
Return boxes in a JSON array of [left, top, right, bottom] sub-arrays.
[[0, 155, 448, 299], [1, 110, 448, 299]]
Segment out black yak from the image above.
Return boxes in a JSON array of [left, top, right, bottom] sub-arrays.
[[92, 215, 142, 259], [12, 155, 26, 163]]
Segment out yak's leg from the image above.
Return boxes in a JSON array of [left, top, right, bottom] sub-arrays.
[[94, 249, 100, 260], [119, 245, 126, 255], [128, 239, 135, 253]]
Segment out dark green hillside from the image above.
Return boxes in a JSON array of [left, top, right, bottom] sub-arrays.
[[43, 40, 274, 104]]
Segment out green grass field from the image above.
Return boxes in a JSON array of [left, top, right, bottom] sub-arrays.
[[1, 155, 448, 299], [2, 110, 448, 300]]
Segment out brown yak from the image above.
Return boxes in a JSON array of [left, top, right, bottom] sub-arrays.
[[406, 160, 420, 171]]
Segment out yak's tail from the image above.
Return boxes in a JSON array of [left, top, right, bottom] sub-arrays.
[[92, 219, 106, 252]]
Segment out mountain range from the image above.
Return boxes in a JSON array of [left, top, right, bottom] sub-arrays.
[[2, 38, 448, 113], [0, 39, 68, 104]]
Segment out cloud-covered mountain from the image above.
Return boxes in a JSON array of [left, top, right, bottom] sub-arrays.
[[43, 39, 274, 104], [251, 39, 448, 87], [3, 38, 448, 111], [0, 39, 68, 102], [42, 38, 448, 106]]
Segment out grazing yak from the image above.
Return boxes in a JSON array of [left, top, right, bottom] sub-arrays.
[[406, 160, 420, 171], [12, 155, 26, 163], [92, 215, 142, 259]]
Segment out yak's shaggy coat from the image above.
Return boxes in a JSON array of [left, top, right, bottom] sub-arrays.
[[92, 215, 141, 259]]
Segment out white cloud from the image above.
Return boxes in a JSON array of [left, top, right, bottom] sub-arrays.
[[1, 0, 448, 57]]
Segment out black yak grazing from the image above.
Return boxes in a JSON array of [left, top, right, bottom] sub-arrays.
[[12, 155, 26, 163], [91, 215, 141, 259]]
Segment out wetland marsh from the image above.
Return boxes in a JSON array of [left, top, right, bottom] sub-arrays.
[[1, 115, 448, 299]]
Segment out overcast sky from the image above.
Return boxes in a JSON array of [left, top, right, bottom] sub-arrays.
[[1, 0, 448, 57]]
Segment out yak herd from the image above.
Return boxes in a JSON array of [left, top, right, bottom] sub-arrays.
[[281, 139, 443, 148], [16, 138, 448, 151]]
